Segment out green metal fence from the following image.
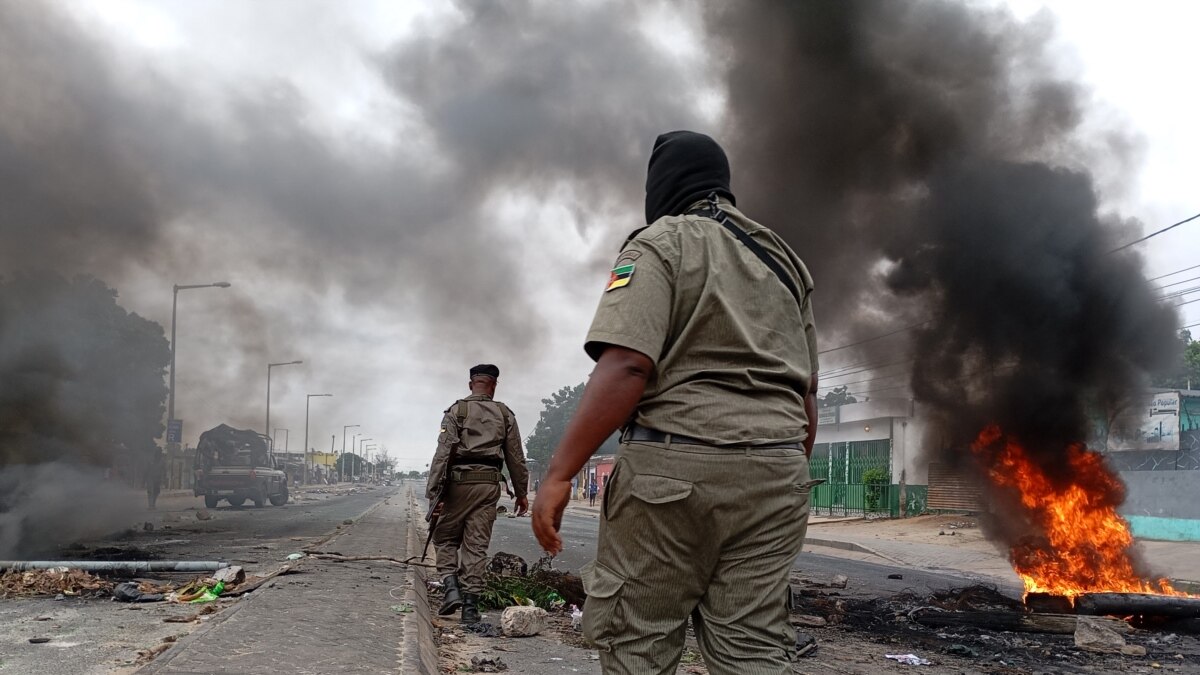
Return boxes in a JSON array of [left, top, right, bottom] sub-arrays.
[[804, 439, 928, 517], [809, 439, 892, 484], [808, 483, 929, 517]]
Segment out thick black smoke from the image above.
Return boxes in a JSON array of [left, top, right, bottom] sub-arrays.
[[0, 0, 702, 551], [707, 1, 1178, 554]]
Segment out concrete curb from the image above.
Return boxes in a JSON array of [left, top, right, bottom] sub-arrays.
[[399, 488, 439, 675], [803, 536, 907, 566]]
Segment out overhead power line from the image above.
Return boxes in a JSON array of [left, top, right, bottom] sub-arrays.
[[1156, 275, 1200, 291], [822, 358, 913, 380], [1109, 212, 1200, 254], [818, 321, 930, 355], [1150, 263, 1200, 282]]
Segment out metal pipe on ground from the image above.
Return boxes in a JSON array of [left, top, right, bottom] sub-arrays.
[[0, 561, 229, 573]]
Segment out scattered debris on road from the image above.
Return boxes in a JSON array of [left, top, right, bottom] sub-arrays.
[[501, 605, 547, 636], [1, 568, 112, 598], [886, 652, 932, 665]]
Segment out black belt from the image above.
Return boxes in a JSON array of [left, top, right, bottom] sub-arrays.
[[450, 456, 503, 469], [623, 424, 802, 450]]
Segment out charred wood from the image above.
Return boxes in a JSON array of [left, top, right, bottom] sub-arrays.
[[912, 609, 1130, 635], [1076, 593, 1200, 619]]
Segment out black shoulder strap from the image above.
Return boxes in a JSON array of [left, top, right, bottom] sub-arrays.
[[690, 192, 802, 308]]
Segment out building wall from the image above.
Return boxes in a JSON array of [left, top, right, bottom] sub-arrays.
[[1119, 469, 1200, 541], [817, 398, 927, 485]]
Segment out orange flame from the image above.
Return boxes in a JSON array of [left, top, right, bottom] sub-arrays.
[[972, 424, 1188, 599]]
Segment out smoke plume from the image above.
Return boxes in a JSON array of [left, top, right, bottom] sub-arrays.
[[706, 1, 1178, 557], [0, 0, 1184, 564]]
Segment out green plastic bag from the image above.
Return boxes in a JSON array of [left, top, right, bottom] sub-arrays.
[[188, 580, 225, 604]]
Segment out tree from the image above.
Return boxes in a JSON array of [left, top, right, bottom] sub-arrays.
[[819, 385, 858, 409], [525, 382, 619, 465], [1152, 330, 1200, 390], [0, 274, 170, 468]]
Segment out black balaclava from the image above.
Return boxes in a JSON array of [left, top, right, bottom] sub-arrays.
[[644, 130, 736, 225]]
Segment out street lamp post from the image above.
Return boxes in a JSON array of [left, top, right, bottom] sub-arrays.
[[167, 282, 231, 448], [304, 394, 332, 484], [365, 445, 378, 480], [342, 425, 359, 483], [265, 360, 303, 451], [357, 438, 372, 481], [274, 428, 289, 457]]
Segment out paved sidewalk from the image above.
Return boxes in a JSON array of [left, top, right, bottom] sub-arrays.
[[141, 493, 411, 674]]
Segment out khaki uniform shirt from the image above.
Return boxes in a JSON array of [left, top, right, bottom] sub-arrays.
[[426, 394, 530, 499], [585, 199, 818, 445]]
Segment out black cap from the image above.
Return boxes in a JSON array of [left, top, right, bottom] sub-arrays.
[[469, 364, 500, 379]]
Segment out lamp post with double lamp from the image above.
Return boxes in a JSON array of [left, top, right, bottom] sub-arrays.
[[167, 282, 231, 449], [304, 394, 332, 484], [342, 425, 359, 483], [357, 438, 372, 481], [364, 445, 378, 480], [265, 361, 303, 452]]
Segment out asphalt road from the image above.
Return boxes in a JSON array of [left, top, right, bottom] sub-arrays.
[[65, 484, 400, 564], [484, 502, 1022, 600]]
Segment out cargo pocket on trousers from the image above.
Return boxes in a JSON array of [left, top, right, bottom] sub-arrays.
[[629, 474, 693, 504], [580, 560, 626, 651]]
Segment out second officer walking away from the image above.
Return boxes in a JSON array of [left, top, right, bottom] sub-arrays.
[[532, 131, 820, 674], [427, 364, 529, 623]]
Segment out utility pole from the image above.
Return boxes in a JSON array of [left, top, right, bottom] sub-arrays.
[[167, 282, 230, 450], [265, 360, 302, 451]]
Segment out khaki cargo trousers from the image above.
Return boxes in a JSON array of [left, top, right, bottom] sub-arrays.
[[432, 480, 501, 593], [582, 440, 811, 675]]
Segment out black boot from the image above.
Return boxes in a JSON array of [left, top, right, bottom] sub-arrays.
[[438, 576, 463, 616], [461, 592, 481, 624]]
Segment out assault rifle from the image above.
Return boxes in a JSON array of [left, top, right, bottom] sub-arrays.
[[422, 462, 451, 562], [423, 402, 467, 561]]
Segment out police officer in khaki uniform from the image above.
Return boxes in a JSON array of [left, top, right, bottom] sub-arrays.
[[532, 131, 819, 674], [428, 364, 530, 623]]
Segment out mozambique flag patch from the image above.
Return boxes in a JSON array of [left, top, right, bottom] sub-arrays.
[[606, 263, 635, 291]]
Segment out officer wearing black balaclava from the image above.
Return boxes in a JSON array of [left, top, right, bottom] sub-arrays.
[[532, 130, 822, 674]]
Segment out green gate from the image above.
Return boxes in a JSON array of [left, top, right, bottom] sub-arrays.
[[808, 440, 894, 516]]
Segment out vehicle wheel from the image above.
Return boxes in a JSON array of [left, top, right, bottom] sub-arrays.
[[228, 496, 247, 507], [269, 486, 289, 506], [204, 494, 220, 509]]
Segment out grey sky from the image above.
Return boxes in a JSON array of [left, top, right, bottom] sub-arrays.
[[11, 0, 1198, 470]]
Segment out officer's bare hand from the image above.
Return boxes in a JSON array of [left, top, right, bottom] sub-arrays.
[[514, 495, 529, 517], [531, 479, 571, 555]]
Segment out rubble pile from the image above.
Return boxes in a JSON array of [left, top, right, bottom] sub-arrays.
[[787, 577, 1200, 670], [0, 567, 113, 598]]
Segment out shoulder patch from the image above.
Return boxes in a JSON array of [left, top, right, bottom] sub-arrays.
[[606, 254, 637, 292]]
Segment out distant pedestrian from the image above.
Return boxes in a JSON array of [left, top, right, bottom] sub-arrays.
[[427, 364, 530, 623], [145, 449, 165, 510], [588, 480, 599, 507], [532, 131, 820, 674]]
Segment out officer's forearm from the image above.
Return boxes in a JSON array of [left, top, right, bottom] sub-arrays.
[[545, 345, 652, 482]]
